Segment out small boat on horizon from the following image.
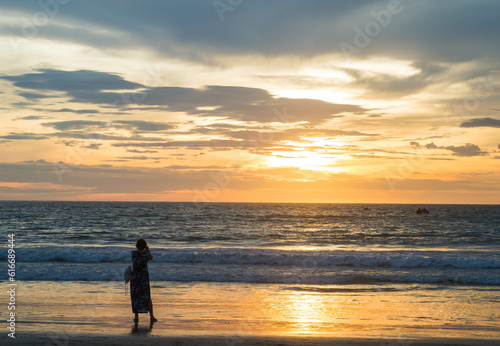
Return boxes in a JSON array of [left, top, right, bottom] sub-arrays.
[[416, 208, 429, 214]]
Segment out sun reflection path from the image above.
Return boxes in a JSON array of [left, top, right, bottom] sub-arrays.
[[268, 291, 345, 336]]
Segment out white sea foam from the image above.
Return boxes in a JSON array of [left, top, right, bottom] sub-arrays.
[[7, 246, 500, 269], [12, 260, 500, 285]]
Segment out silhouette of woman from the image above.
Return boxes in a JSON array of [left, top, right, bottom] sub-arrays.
[[130, 238, 157, 324]]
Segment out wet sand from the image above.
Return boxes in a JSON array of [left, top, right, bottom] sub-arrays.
[[11, 333, 500, 345], [6, 281, 500, 345]]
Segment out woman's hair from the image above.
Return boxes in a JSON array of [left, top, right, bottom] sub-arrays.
[[136, 238, 147, 250]]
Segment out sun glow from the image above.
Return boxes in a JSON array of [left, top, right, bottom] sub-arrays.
[[265, 150, 346, 173], [264, 137, 349, 172]]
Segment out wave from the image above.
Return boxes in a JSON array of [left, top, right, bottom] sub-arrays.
[[10, 262, 500, 286], [4, 246, 500, 270]]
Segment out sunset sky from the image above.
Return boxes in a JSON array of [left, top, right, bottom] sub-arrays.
[[0, 0, 499, 203]]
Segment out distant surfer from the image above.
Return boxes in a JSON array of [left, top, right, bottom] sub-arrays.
[[130, 238, 157, 326], [416, 208, 429, 214]]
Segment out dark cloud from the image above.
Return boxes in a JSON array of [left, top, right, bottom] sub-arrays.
[[126, 85, 366, 124], [1, 69, 143, 92], [191, 125, 378, 143], [460, 117, 500, 128], [41, 119, 174, 133], [42, 120, 108, 131], [14, 115, 49, 121], [116, 156, 164, 161], [411, 141, 487, 157], [113, 120, 175, 132], [54, 108, 100, 114], [2, 1, 499, 64], [0, 133, 49, 140], [18, 92, 54, 99], [108, 124, 378, 151], [409, 141, 437, 149], [444, 143, 486, 157], [126, 149, 158, 154], [2, 69, 367, 124], [112, 139, 261, 150], [0, 131, 167, 142], [56, 141, 102, 150], [85, 143, 101, 150]]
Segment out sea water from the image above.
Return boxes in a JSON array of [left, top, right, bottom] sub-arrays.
[[1, 201, 498, 286]]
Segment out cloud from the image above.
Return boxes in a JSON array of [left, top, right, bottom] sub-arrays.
[[54, 108, 100, 114], [113, 120, 174, 132], [0, 133, 49, 140], [410, 141, 437, 149], [1, 68, 143, 92], [126, 85, 366, 124], [0, 160, 238, 195], [410, 141, 487, 157], [444, 143, 486, 157], [40, 119, 175, 135], [0, 131, 167, 142], [0, 160, 498, 202], [112, 139, 258, 150], [116, 156, 164, 161], [13, 115, 50, 121], [42, 120, 108, 131], [2, 69, 367, 124], [18, 92, 54, 100], [191, 124, 378, 142], [85, 143, 101, 150], [343, 62, 447, 96], [2, 1, 499, 65], [126, 149, 158, 154], [460, 117, 500, 128]]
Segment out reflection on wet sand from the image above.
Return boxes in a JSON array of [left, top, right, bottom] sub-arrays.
[[16, 281, 500, 340]]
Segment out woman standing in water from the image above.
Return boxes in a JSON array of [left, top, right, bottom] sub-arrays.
[[130, 238, 157, 324]]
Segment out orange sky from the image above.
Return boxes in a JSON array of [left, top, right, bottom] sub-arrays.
[[0, 1, 499, 203]]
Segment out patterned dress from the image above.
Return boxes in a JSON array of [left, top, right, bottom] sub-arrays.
[[130, 250, 151, 313]]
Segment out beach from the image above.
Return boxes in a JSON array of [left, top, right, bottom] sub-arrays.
[[7, 280, 500, 345], [11, 333, 500, 345]]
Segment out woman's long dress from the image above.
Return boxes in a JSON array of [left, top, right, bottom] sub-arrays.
[[130, 250, 151, 313]]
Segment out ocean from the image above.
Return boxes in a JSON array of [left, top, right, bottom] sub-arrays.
[[2, 201, 499, 287]]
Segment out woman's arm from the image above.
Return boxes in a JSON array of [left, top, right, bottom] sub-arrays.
[[147, 247, 153, 261]]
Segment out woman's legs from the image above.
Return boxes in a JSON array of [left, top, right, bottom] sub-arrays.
[[149, 298, 156, 321], [133, 299, 156, 323]]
